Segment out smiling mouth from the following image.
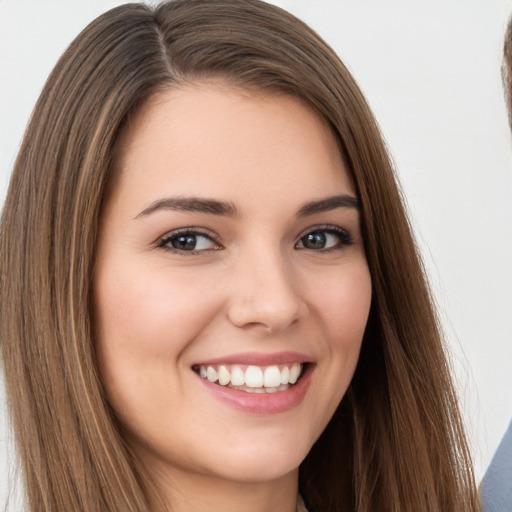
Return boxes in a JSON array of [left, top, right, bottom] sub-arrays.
[[193, 363, 305, 393]]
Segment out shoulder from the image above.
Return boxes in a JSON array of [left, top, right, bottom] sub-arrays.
[[480, 419, 512, 512]]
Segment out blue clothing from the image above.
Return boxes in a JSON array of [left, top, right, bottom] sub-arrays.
[[481, 419, 512, 512]]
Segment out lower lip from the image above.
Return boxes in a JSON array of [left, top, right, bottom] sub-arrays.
[[196, 364, 314, 414]]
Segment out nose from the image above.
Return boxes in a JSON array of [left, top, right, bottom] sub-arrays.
[[226, 246, 306, 334]]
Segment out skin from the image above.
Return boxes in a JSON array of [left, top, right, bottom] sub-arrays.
[[93, 82, 372, 512]]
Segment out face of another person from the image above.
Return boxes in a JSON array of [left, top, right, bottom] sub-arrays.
[[93, 82, 372, 487]]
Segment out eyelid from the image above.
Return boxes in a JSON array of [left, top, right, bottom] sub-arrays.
[[296, 224, 350, 239], [295, 224, 353, 249], [156, 227, 222, 253]]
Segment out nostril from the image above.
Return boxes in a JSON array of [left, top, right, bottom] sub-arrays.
[[227, 301, 305, 333]]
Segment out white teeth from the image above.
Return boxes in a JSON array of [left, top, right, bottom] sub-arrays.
[[289, 363, 301, 384], [263, 366, 281, 387], [245, 366, 264, 387], [197, 362, 304, 390], [231, 366, 245, 386], [218, 365, 230, 386], [206, 367, 218, 383]]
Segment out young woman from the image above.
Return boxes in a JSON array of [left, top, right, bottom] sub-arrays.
[[0, 1, 478, 510]]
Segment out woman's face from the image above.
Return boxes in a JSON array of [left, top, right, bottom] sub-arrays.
[[93, 83, 372, 489]]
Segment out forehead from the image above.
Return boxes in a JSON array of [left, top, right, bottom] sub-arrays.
[[110, 82, 354, 212]]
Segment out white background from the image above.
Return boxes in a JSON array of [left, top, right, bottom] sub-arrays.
[[1, 0, 512, 507]]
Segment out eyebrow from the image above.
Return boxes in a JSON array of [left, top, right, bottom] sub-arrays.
[[297, 194, 360, 216], [136, 197, 241, 218], [136, 194, 360, 219]]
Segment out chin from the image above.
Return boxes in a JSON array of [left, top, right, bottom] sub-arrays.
[[200, 433, 312, 483], [209, 454, 303, 484]]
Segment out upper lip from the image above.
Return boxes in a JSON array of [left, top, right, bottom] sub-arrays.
[[192, 351, 314, 367]]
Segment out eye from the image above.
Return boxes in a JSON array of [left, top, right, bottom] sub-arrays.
[[296, 226, 352, 251], [158, 229, 221, 253]]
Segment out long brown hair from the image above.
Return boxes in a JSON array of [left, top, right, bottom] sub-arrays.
[[0, 1, 478, 510]]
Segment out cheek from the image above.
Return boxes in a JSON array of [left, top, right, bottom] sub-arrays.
[[298, 262, 371, 439], [92, 262, 225, 406], [94, 262, 220, 354], [310, 263, 372, 348]]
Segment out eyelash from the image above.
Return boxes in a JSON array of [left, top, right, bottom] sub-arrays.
[[157, 228, 221, 255], [156, 225, 353, 255], [295, 225, 353, 253]]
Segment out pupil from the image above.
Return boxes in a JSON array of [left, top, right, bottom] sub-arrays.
[[173, 235, 196, 250], [305, 231, 326, 249]]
